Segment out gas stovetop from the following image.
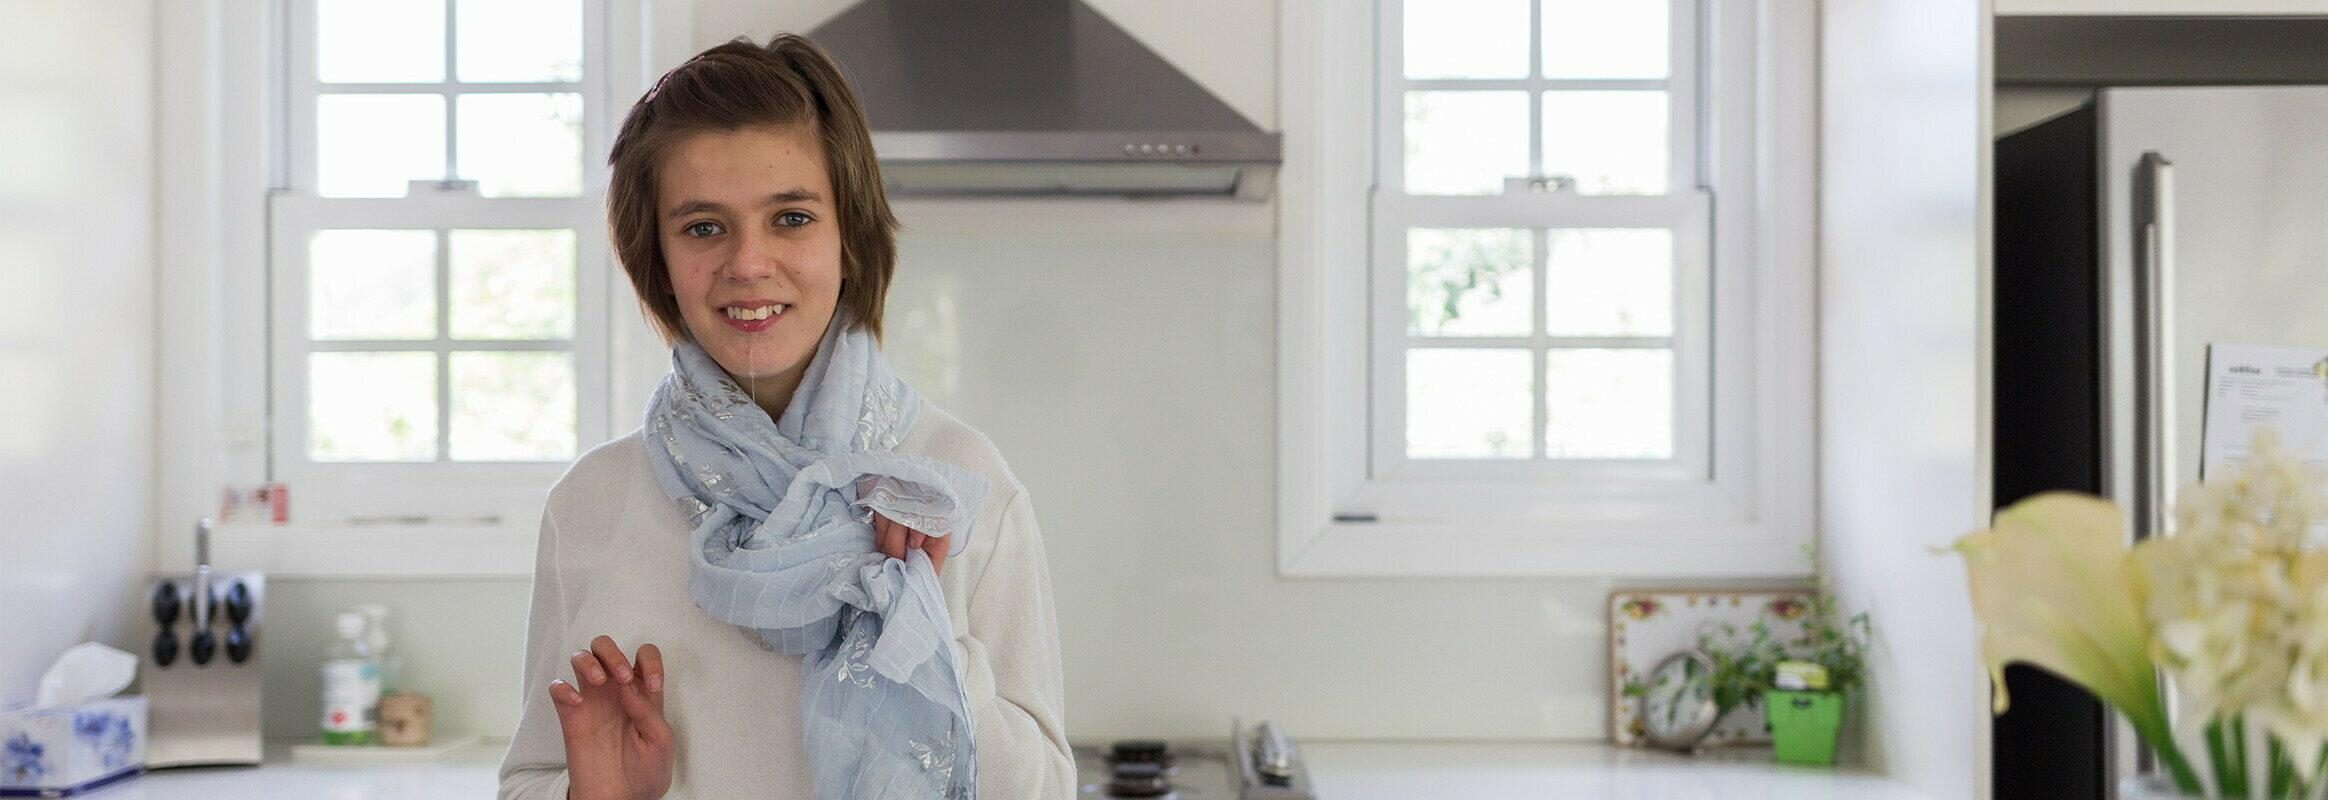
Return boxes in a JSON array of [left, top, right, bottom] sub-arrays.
[[1073, 720, 1317, 800]]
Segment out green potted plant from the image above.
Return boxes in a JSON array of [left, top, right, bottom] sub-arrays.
[[1695, 617, 1784, 728], [1761, 578, 1871, 766], [1692, 555, 1872, 765]]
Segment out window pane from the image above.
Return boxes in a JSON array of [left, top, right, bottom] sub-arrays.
[[1405, 91, 1528, 195], [1407, 349, 1530, 459], [457, 93, 583, 198], [450, 229, 576, 339], [1542, 0, 1670, 79], [318, 94, 446, 198], [1541, 91, 1668, 194], [1545, 349, 1672, 459], [1545, 229, 1673, 336], [450, 351, 576, 461], [457, 0, 583, 83], [1408, 228, 1531, 337], [1404, 0, 1528, 79], [310, 352, 437, 461], [316, 0, 444, 83], [309, 230, 436, 340]]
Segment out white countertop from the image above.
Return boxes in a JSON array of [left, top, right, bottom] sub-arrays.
[[73, 742, 502, 799], [1300, 742, 1931, 800], [74, 740, 1929, 799]]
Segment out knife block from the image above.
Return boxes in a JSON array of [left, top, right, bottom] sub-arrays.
[[141, 571, 266, 768]]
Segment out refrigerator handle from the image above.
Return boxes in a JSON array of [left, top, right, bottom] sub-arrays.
[[2137, 151, 2177, 542]]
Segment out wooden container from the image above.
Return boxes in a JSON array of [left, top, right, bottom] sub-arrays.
[[379, 691, 432, 746]]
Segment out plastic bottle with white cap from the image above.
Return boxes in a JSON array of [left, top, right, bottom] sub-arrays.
[[320, 611, 380, 745], [352, 603, 400, 695]]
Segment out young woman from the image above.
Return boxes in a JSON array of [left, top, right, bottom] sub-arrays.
[[496, 34, 1071, 800]]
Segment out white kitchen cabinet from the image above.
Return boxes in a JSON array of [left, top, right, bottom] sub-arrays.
[[1999, 0, 2328, 14], [1996, 16, 2328, 82]]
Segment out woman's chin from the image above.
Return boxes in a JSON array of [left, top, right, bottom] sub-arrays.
[[708, 343, 797, 381]]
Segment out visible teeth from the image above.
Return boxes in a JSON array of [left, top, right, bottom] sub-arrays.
[[724, 304, 786, 321]]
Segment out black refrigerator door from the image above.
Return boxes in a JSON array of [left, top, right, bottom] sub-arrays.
[[1993, 102, 2107, 800]]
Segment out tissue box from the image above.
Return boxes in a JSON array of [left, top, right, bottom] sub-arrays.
[[0, 695, 146, 797]]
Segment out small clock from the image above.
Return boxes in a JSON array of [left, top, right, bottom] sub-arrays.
[[1638, 649, 1720, 751]]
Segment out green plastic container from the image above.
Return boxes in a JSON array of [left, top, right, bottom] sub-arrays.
[[1765, 690, 1843, 765]]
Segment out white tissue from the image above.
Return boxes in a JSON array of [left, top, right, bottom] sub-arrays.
[[33, 642, 137, 709]]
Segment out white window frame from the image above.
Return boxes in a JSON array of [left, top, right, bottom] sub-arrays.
[[268, 0, 616, 525], [1375, 0, 1708, 487], [1276, 0, 1816, 577], [153, 0, 689, 577]]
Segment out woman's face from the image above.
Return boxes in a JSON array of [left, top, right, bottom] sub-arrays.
[[657, 124, 843, 391]]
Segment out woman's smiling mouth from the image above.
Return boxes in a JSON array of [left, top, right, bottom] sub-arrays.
[[719, 301, 788, 332]]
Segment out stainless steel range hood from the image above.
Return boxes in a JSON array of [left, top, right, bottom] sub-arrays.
[[805, 0, 1281, 200]]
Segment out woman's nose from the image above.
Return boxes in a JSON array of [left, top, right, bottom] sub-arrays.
[[723, 230, 782, 282]]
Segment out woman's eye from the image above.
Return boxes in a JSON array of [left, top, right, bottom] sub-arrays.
[[777, 212, 812, 228], [684, 221, 722, 237]]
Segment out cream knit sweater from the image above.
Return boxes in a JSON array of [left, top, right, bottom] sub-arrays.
[[497, 404, 1073, 799]]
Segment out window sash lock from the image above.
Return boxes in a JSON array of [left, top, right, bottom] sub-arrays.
[[1504, 175, 1579, 195]]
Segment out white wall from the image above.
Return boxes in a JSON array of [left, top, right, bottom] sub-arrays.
[[1822, 0, 1992, 795], [881, 218, 1669, 741], [0, 0, 157, 705], [255, 581, 530, 742]]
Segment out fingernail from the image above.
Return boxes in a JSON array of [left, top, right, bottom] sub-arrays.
[[617, 668, 634, 684], [648, 674, 664, 692]]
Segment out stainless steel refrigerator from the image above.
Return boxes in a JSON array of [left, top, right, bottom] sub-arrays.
[[1995, 86, 2328, 799]]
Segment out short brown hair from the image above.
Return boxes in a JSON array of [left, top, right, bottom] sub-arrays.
[[606, 34, 899, 345]]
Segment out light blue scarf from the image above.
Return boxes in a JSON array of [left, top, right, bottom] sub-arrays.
[[643, 307, 986, 800]]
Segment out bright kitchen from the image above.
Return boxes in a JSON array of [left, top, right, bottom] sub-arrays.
[[8, 0, 2328, 798]]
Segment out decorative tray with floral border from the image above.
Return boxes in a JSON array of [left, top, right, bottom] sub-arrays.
[[1607, 589, 1813, 747]]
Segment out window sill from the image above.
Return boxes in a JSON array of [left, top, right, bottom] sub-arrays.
[[1277, 519, 1811, 579], [155, 520, 536, 579]]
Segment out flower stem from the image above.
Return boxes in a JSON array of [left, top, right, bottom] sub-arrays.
[[2269, 736, 2296, 800], [2138, 715, 2205, 797], [2210, 717, 2247, 797]]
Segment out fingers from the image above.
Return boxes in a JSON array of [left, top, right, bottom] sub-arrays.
[[873, 513, 952, 575], [923, 534, 949, 576], [874, 514, 906, 560], [634, 643, 666, 700], [548, 678, 585, 708], [546, 678, 588, 739], [613, 669, 658, 722], [907, 529, 946, 576], [550, 640, 670, 742], [616, 643, 672, 743], [589, 634, 635, 686], [570, 648, 609, 687]]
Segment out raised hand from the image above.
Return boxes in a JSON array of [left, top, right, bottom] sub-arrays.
[[549, 635, 674, 800]]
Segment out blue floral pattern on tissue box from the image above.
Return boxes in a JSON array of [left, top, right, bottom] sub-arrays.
[[0, 695, 145, 795], [2, 732, 46, 786], [70, 710, 134, 772]]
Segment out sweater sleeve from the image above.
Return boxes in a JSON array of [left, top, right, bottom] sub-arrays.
[[955, 490, 1076, 798], [498, 503, 576, 800]]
